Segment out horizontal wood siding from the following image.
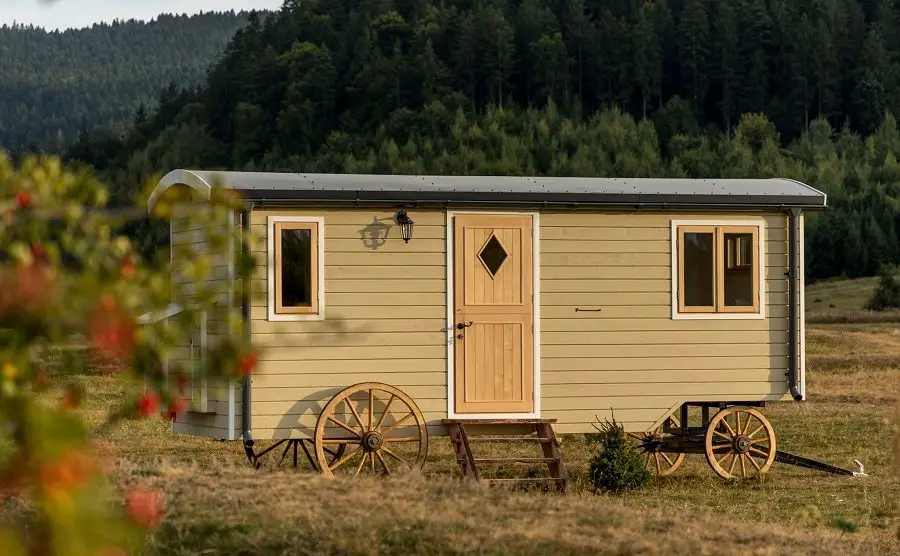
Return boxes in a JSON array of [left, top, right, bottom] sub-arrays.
[[246, 208, 791, 439], [170, 207, 239, 440], [540, 212, 790, 433], [249, 209, 447, 440]]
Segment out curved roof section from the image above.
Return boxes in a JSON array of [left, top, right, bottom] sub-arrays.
[[150, 169, 827, 210]]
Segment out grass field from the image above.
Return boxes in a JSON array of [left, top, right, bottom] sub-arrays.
[[806, 273, 900, 322], [29, 319, 889, 555], [3, 276, 899, 554]]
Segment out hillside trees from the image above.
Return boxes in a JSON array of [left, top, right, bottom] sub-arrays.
[[0, 11, 258, 153], [51, 0, 900, 283]]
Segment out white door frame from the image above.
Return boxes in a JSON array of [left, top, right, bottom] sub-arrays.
[[445, 210, 541, 419]]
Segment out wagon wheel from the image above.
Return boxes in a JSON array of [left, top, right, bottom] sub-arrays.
[[705, 406, 776, 480], [314, 382, 428, 478], [249, 439, 346, 471], [627, 416, 685, 476]]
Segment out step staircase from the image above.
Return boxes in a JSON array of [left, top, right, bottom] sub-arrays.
[[442, 418, 568, 492]]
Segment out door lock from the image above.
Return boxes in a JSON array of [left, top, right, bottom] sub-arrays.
[[457, 321, 474, 330]]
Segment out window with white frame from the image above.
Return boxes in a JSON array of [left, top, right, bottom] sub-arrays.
[[267, 216, 325, 321], [671, 221, 764, 318]]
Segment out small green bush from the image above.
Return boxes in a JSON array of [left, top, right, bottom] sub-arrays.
[[586, 415, 651, 493], [865, 266, 900, 311]]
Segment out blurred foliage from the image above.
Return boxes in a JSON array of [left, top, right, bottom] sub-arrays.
[[0, 152, 256, 555]]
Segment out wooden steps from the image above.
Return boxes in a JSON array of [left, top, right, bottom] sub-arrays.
[[443, 419, 568, 493]]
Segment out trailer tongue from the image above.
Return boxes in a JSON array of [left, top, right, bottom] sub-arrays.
[[774, 451, 867, 476]]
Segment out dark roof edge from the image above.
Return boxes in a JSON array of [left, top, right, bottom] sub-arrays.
[[238, 189, 827, 210]]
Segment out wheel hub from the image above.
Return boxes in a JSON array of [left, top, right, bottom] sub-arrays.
[[362, 431, 384, 452], [733, 435, 751, 453]]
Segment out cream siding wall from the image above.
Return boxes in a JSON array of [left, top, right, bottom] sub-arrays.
[[248, 208, 791, 439], [539, 212, 789, 434], [169, 208, 241, 440], [249, 209, 447, 439]]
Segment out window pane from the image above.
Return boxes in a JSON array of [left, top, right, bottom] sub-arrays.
[[281, 228, 312, 307], [723, 233, 754, 307], [683, 232, 714, 307]]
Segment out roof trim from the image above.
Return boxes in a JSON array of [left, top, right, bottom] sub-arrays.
[[148, 169, 213, 211], [148, 170, 828, 211]]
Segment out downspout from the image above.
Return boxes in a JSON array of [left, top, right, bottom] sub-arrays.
[[788, 208, 803, 401], [241, 204, 255, 459]]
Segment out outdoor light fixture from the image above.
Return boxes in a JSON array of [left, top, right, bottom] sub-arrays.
[[395, 210, 414, 243]]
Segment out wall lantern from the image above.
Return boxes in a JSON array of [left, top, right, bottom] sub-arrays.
[[395, 210, 415, 243]]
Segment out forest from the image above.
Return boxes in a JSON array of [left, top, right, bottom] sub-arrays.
[[0, 11, 259, 152], [52, 0, 900, 282]]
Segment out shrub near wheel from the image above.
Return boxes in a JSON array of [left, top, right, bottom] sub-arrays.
[[314, 382, 429, 478]]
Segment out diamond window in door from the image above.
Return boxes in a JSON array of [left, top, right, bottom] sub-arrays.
[[478, 233, 509, 278]]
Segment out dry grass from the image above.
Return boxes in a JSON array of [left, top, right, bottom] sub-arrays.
[[4, 323, 900, 554]]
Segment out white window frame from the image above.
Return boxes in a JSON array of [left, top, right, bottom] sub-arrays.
[[267, 215, 325, 321], [670, 219, 766, 320]]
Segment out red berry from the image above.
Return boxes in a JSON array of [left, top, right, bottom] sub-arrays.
[[237, 350, 259, 377], [31, 242, 46, 262], [120, 257, 135, 278], [14, 191, 30, 209], [136, 392, 160, 418], [125, 487, 163, 528], [166, 398, 187, 420]]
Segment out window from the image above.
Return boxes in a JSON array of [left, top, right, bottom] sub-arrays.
[[268, 216, 324, 321], [673, 222, 763, 318]]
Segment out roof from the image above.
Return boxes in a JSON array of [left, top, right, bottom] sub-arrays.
[[149, 170, 827, 211]]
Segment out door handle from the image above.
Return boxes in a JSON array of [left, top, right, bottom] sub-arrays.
[[457, 321, 474, 330]]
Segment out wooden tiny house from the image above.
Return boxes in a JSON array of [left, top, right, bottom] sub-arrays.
[[149, 171, 827, 482]]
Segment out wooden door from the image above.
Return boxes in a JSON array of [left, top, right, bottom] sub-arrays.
[[453, 214, 534, 414]]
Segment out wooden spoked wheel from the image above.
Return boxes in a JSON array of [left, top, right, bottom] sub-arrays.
[[705, 406, 776, 479], [250, 439, 345, 471], [314, 382, 428, 478], [627, 417, 685, 476]]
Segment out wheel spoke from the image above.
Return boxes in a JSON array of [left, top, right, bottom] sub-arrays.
[[660, 452, 675, 467], [720, 416, 736, 436], [381, 445, 411, 467], [717, 451, 733, 466], [741, 414, 756, 435], [654, 453, 661, 474], [383, 436, 421, 443], [713, 430, 731, 441], [728, 453, 738, 476], [739, 453, 747, 477], [330, 446, 362, 471], [353, 450, 367, 477], [321, 438, 359, 445], [276, 441, 292, 467], [345, 398, 366, 434], [368, 389, 375, 431], [746, 454, 762, 470], [746, 424, 766, 439], [374, 394, 396, 430], [376, 451, 390, 474], [382, 412, 415, 433], [748, 447, 769, 458], [711, 442, 732, 451], [734, 413, 743, 436], [327, 416, 362, 438]]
